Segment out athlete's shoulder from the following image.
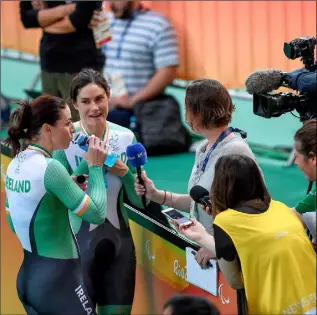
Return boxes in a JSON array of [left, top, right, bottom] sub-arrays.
[[108, 121, 135, 137], [108, 121, 133, 134], [6, 149, 50, 183], [45, 158, 69, 176]]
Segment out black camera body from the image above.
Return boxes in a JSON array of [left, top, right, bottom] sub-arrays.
[[252, 36, 317, 122]]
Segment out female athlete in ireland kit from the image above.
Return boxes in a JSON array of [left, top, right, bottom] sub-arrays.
[[53, 69, 144, 315], [5, 95, 108, 315]]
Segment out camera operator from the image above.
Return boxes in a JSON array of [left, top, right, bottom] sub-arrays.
[[292, 119, 316, 240]]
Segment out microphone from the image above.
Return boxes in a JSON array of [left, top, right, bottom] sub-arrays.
[[189, 185, 212, 209], [245, 69, 283, 94], [246, 67, 316, 95], [126, 142, 148, 208]]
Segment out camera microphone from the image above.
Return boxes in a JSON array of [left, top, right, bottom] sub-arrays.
[[190, 185, 212, 209], [246, 68, 316, 96], [246, 36, 316, 121], [245, 69, 284, 94]]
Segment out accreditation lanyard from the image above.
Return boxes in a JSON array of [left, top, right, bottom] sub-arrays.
[[199, 128, 233, 174], [112, 7, 147, 59], [198, 127, 247, 174]]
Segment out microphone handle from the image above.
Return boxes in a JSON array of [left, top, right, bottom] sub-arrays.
[[137, 167, 147, 208], [201, 198, 212, 209]]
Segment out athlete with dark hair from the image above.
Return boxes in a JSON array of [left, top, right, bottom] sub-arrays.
[[54, 68, 143, 315]]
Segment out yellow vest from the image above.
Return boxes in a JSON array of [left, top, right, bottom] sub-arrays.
[[214, 200, 316, 314]]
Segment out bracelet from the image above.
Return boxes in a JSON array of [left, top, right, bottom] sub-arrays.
[[161, 190, 167, 205], [89, 164, 103, 168]]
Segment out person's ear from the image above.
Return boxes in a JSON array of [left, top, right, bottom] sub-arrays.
[[308, 152, 316, 165], [42, 123, 52, 134], [73, 101, 79, 110]]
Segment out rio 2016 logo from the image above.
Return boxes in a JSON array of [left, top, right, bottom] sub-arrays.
[[174, 260, 187, 280]]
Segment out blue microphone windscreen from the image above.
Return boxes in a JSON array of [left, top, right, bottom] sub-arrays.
[[126, 142, 147, 167]]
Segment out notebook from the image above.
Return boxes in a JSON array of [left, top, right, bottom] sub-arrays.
[[185, 247, 218, 296]]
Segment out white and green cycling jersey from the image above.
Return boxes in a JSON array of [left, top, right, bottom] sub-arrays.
[[5, 144, 107, 259], [53, 121, 143, 233]]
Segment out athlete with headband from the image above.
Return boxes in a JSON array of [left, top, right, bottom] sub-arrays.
[[135, 78, 261, 267], [53, 69, 143, 315]]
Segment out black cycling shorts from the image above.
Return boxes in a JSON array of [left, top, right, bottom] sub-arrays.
[[17, 250, 96, 315], [76, 218, 136, 308]]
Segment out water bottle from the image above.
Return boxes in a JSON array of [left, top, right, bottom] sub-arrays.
[[105, 151, 119, 167], [73, 135, 119, 167]]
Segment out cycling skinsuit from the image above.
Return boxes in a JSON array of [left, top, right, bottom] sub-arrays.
[[53, 121, 143, 315], [5, 144, 106, 315]]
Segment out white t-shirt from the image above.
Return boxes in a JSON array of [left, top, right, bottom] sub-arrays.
[[188, 135, 259, 234]]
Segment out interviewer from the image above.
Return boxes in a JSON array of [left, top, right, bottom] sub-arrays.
[[134, 78, 258, 267], [174, 154, 316, 314]]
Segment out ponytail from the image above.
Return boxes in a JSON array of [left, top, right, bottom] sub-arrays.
[[5, 95, 67, 157], [5, 101, 32, 157]]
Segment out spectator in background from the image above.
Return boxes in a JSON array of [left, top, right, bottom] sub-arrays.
[[90, 0, 179, 128], [163, 295, 220, 315], [292, 119, 316, 240], [175, 154, 316, 314], [19, 0, 105, 121]]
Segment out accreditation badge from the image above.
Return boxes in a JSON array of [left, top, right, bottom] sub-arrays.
[[92, 10, 112, 48]]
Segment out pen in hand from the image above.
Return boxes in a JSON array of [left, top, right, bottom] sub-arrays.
[[191, 250, 213, 269]]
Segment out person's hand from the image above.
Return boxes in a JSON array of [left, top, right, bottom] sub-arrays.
[[88, 9, 103, 29], [72, 175, 88, 191], [171, 218, 207, 242], [86, 135, 108, 166], [195, 247, 215, 269], [62, 3, 76, 15], [108, 97, 120, 109], [31, 0, 45, 10], [113, 96, 134, 109], [106, 158, 128, 177], [201, 204, 212, 215], [134, 171, 156, 200]]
